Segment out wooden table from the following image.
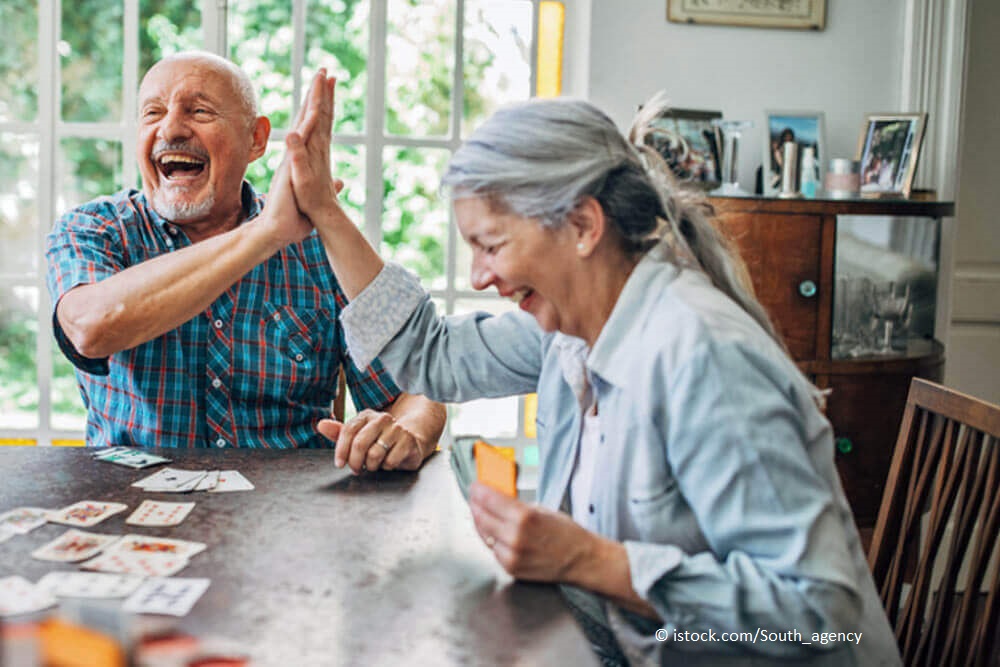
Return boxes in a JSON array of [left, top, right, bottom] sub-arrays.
[[0, 447, 598, 666]]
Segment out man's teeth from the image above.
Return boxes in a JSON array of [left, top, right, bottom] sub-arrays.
[[159, 154, 203, 165]]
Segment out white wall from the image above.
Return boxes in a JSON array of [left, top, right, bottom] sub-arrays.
[[583, 1, 907, 189]]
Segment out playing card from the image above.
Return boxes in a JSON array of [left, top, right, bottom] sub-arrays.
[[109, 534, 206, 559], [132, 468, 207, 493], [207, 470, 254, 492], [125, 500, 195, 527], [98, 449, 171, 469], [194, 470, 221, 491], [35, 571, 144, 599], [0, 507, 50, 534], [80, 550, 190, 578], [0, 576, 58, 618], [475, 440, 518, 498], [91, 446, 133, 459], [31, 529, 121, 562], [122, 578, 210, 617], [48, 501, 129, 528]]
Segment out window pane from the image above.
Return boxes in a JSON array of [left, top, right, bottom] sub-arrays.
[[0, 286, 38, 429], [0, 5, 38, 122], [228, 0, 294, 128], [139, 0, 202, 76], [0, 133, 39, 275], [52, 344, 86, 432], [381, 147, 449, 289], [463, 0, 532, 135], [305, 0, 369, 135], [386, 0, 455, 137], [447, 298, 520, 439], [58, 139, 123, 212], [61, 0, 123, 122]]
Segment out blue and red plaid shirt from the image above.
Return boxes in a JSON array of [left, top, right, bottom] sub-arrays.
[[46, 182, 400, 448]]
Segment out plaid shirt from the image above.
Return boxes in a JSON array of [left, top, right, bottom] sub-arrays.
[[46, 182, 400, 448]]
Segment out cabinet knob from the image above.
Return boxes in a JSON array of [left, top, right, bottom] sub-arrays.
[[798, 280, 817, 298], [835, 437, 853, 454]]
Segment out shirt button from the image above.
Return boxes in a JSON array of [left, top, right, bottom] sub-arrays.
[[588, 504, 595, 514], [211, 378, 222, 389], [272, 312, 281, 322], [294, 353, 304, 362], [213, 319, 224, 329], [215, 438, 226, 448], [600, 434, 605, 444], [168, 225, 179, 236]]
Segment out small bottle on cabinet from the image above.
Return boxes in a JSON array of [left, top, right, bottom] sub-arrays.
[[800, 146, 819, 198]]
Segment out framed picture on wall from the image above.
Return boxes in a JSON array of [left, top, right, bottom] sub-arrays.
[[647, 108, 722, 189], [856, 112, 928, 198], [667, 0, 827, 30], [762, 110, 826, 196]]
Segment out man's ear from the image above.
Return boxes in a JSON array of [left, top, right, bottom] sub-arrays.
[[568, 196, 607, 257], [249, 116, 271, 161]]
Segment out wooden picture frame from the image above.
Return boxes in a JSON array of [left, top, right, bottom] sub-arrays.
[[647, 108, 722, 189], [762, 110, 826, 196], [667, 0, 826, 30], [856, 112, 928, 199]]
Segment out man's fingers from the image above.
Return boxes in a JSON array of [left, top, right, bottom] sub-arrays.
[[294, 69, 326, 142]]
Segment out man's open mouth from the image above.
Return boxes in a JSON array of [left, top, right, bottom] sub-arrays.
[[155, 152, 207, 180]]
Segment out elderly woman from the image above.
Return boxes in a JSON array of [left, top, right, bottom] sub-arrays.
[[284, 73, 900, 666]]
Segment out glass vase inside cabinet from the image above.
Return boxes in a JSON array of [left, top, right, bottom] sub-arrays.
[[832, 215, 940, 359]]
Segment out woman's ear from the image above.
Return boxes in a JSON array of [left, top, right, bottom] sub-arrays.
[[568, 196, 606, 257]]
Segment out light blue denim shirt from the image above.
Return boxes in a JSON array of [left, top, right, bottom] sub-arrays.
[[341, 255, 900, 666]]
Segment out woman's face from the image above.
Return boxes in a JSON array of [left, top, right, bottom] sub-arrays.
[[454, 196, 577, 334]]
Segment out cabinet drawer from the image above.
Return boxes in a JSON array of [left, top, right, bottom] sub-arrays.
[[716, 213, 823, 360]]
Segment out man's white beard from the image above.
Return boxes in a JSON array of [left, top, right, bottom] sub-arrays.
[[151, 186, 216, 222]]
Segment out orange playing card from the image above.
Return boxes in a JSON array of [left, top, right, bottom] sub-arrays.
[[474, 440, 518, 498]]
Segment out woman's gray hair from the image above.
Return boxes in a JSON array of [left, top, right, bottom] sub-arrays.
[[442, 93, 785, 349]]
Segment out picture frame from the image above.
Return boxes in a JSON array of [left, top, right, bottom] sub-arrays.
[[647, 108, 722, 189], [667, 0, 826, 31], [762, 110, 826, 196], [856, 112, 928, 198]]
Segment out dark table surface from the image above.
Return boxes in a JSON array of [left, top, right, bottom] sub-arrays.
[[0, 447, 598, 666]]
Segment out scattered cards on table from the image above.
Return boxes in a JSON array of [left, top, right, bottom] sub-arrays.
[[122, 577, 210, 617], [126, 500, 195, 527], [48, 501, 128, 528], [35, 571, 144, 599], [111, 534, 206, 559], [93, 447, 172, 469], [0, 576, 58, 618], [31, 529, 121, 563], [0, 507, 50, 534], [132, 468, 253, 493], [79, 534, 206, 578]]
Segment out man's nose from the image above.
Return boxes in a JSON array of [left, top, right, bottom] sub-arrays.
[[158, 108, 192, 142]]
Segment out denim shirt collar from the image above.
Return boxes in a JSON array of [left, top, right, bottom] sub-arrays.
[[587, 253, 683, 388]]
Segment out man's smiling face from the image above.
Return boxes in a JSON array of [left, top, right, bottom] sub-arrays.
[[137, 55, 263, 228]]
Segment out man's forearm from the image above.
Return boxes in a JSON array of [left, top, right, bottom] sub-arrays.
[[386, 392, 447, 460], [57, 215, 284, 359]]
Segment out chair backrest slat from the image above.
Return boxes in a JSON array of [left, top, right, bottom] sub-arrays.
[[868, 378, 1000, 667]]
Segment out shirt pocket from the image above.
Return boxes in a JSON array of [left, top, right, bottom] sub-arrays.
[[254, 302, 337, 402]]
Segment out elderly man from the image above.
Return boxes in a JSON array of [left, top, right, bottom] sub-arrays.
[[46, 52, 445, 469]]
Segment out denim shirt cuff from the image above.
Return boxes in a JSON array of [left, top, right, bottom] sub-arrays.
[[341, 262, 425, 368], [624, 540, 684, 599]]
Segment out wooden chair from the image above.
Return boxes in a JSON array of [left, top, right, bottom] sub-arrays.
[[868, 378, 1000, 667]]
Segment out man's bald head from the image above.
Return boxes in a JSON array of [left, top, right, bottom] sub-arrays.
[[141, 51, 259, 129]]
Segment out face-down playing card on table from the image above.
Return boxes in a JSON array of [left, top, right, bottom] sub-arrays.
[[31, 529, 121, 562], [125, 500, 195, 527], [47, 501, 128, 528], [35, 571, 144, 599], [95, 448, 172, 469]]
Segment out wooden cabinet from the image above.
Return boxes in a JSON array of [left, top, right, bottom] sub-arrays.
[[709, 196, 953, 529]]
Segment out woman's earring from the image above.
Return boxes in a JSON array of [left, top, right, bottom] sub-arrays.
[[576, 243, 585, 251]]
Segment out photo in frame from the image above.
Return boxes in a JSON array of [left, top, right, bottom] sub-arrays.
[[856, 113, 928, 198], [762, 111, 826, 196], [667, 0, 826, 30], [647, 108, 722, 189]]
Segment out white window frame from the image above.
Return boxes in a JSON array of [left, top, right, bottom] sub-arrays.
[[1, 0, 544, 446]]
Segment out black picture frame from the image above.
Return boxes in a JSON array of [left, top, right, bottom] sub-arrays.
[[647, 108, 722, 189]]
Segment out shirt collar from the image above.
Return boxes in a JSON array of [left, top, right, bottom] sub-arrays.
[[586, 252, 682, 388]]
